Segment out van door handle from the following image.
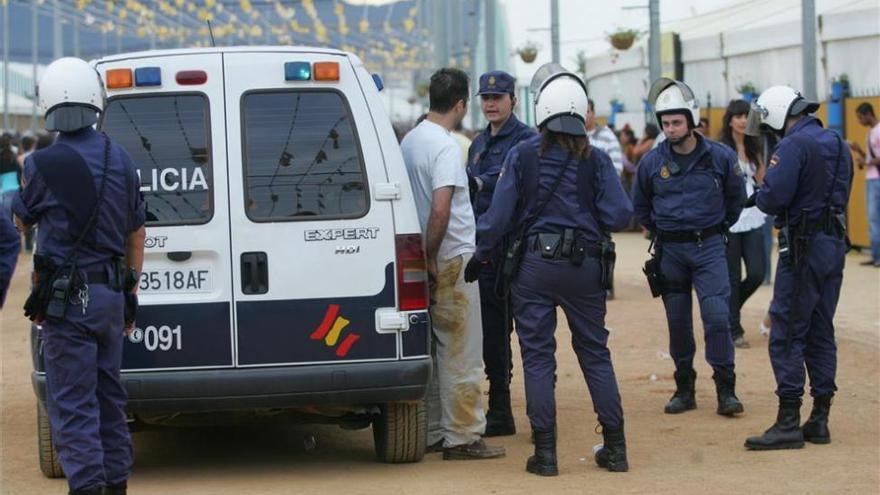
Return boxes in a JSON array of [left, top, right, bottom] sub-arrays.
[[167, 251, 192, 262], [240, 252, 268, 295]]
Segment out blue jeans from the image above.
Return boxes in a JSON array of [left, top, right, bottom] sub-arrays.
[[867, 178, 880, 262]]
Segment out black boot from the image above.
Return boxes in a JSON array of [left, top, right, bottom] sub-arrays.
[[526, 429, 558, 476], [713, 370, 744, 416], [802, 395, 833, 444], [484, 385, 516, 437], [594, 425, 629, 472], [664, 368, 697, 414], [745, 397, 805, 450]]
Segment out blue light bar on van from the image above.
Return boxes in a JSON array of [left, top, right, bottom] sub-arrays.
[[134, 67, 161, 87], [284, 62, 311, 81]]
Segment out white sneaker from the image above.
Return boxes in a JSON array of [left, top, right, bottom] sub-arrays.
[[759, 322, 770, 337]]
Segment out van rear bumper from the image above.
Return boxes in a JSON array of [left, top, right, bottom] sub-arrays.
[[32, 358, 431, 413]]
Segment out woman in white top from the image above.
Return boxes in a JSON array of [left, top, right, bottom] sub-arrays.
[[720, 100, 767, 349]]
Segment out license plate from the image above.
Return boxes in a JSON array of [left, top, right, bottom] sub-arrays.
[[139, 267, 213, 294]]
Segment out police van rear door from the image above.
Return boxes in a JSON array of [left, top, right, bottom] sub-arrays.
[[98, 53, 235, 372], [223, 50, 399, 366]]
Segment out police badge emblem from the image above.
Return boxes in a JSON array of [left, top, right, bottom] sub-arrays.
[[769, 154, 780, 168], [660, 165, 671, 179], [488, 75, 496, 87]]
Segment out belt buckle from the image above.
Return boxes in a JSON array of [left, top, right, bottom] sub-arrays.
[[694, 230, 703, 247]]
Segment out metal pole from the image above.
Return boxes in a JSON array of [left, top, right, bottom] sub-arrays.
[[53, 0, 63, 59], [649, 0, 661, 84], [3, 0, 9, 131], [550, 0, 560, 63], [31, 0, 39, 131], [73, 17, 80, 58], [802, 0, 817, 100], [485, 0, 496, 69]]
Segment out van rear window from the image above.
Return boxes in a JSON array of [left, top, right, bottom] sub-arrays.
[[102, 94, 212, 226], [241, 90, 368, 221]]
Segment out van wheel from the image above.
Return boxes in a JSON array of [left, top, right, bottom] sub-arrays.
[[372, 399, 426, 463], [37, 402, 64, 478]]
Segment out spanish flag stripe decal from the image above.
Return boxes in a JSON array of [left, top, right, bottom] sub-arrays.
[[310, 304, 340, 340]]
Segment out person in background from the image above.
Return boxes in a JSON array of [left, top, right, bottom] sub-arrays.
[[586, 98, 624, 175], [453, 121, 473, 167], [696, 116, 710, 136], [0, 133, 21, 217], [719, 99, 767, 349], [0, 211, 20, 308], [633, 123, 659, 163], [850, 102, 880, 267]]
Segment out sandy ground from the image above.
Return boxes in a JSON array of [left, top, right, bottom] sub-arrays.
[[1, 232, 878, 495]]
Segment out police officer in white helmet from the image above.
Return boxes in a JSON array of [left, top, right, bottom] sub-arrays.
[[632, 77, 747, 419], [466, 63, 633, 475], [12, 57, 145, 495]]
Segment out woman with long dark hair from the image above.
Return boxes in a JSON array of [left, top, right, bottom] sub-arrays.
[[466, 65, 632, 476], [719, 100, 767, 348], [0, 133, 21, 217]]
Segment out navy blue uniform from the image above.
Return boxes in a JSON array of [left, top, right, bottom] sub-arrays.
[[475, 135, 632, 432], [755, 116, 851, 399], [12, 127, 144, 492], [632, 134, 745, 374], [0, 211, 20, 308], [467, 115, 536, 389]]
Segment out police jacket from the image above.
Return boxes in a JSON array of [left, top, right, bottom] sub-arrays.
[[467, 115, 537, 218], [12, 127, 145, 268], [755, 116, 852, 227], [474, 135, 632, 262], [633, 133, 745, 232]]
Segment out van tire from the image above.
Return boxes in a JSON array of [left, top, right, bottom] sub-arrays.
[[37, 402, 64, 479], [372, 399, 426, 463]]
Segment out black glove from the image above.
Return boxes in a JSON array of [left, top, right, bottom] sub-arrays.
[[744, 192, 757, 208], [124, 292, 138, 327], [464, 256, 485, 283]]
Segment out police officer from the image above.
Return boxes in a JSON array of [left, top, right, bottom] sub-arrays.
[[743, 86, 851, 450], [465, 64, 632, 476], [0, 210, 20, 308], [12, 58, 145, 495], [467, 70, 536, 437], [632, 78, 746, 418]]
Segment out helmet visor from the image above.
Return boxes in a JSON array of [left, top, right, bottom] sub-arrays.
[[647, 77, 697, 108], [745, 101, 767, 136], [529, 62, 586, 95]]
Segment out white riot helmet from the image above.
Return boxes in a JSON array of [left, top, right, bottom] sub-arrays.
[[745, 85, 819, 136], [38, 57, 105, 132], [530, 63, 589, 136], [648, 77, 700, 128]]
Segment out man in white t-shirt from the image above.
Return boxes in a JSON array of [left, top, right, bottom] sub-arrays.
[[852, 102, 880, 266], [400, 68, 505, 460]]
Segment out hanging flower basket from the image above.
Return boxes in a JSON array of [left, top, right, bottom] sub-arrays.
[[407, 95, 418, 105], [609, 29, 638, 50], [416, 82, 429, 98], [518, 42, 539, 64]]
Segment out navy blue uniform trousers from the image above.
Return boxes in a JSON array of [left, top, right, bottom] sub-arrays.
[[511, 251, 623, 432], [478, 260, 514, 386], [769, 232, 844, 399], [660, 235, 736, 373], [43, 281, 132, 491]]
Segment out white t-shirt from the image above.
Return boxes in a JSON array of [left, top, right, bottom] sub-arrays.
[[866, 122, 880, 180], [730, 158, 766, 233], [400, 120, 476, 260]]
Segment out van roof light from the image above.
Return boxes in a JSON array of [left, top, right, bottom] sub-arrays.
[[285, 62, 312, 81], [106, 68, 133, 89], [176, 70, 208, 85], [134, 67, 161, 87], [313, 62, 340, 81]]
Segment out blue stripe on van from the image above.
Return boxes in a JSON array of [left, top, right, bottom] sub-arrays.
[[122, 301, 232, 370], [235, 263, 398, 365]]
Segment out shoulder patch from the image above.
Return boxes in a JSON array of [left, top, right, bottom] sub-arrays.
[[769, 154, 780, 168]]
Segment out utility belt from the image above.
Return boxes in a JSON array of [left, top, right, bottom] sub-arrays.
[[779, 208, 846, 268], [642, 240, 693, 298], [25, 256, 136, 323], [655, 224, 725, 244], [525, 229, 616, 290]]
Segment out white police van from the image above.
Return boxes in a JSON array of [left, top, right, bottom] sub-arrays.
[[33, 46, 432, 475]]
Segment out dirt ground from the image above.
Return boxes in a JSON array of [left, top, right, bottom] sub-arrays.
[[1, 232, 878, 495]]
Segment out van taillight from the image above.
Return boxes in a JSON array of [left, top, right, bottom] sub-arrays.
[[395, 233, 428, 311]]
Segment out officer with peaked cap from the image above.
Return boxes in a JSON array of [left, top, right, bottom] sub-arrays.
[[632, 77, 746, 419], [743, 86, 851, 451], [466, 63, 633, 476], [12, 57, 146, 495], [467, 70, 536, 437]]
